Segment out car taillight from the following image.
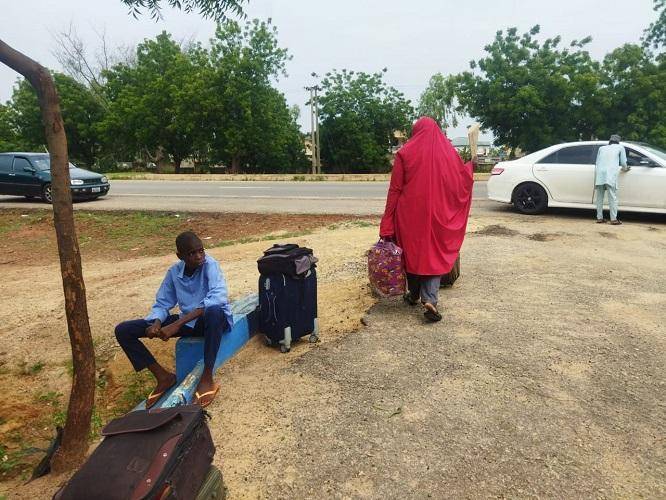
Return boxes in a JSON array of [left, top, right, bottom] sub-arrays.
[[490, 167, 504, 175]]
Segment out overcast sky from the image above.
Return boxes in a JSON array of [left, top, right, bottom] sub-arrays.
[[0, 0, 658, 137]]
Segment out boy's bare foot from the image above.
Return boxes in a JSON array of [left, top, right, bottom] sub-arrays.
[[146, 372, 177, 409]]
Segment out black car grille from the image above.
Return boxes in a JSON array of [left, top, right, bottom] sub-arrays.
[[82, 178, 100, 185]]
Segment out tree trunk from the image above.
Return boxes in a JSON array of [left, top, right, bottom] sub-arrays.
[[174, 157, 182, 175], [152, 146, 171, 173], [231, 155, 241, 174], [0, 39, 95, 473]]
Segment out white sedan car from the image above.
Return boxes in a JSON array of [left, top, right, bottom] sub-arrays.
[[487, 141, 666, 215]]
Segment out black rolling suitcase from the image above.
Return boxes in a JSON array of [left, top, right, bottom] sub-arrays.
[[258, 244, 319, 353], [54, 405, 214, 500]]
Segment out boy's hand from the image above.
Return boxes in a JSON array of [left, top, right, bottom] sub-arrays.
[[145, 321, 161, 339], [158, 323, 179, 341]]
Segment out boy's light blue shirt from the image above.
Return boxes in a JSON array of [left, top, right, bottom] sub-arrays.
[[146, 255, 233, 330], [595, 143, 628, 188]]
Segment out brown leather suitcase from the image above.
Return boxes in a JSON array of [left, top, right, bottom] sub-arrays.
[[54, 405, 214, 500]]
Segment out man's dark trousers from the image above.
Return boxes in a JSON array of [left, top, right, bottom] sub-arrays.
[[115, 305, 228, 372]]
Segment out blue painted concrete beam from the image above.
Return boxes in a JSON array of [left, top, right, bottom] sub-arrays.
[[134, 294, 258, 411]]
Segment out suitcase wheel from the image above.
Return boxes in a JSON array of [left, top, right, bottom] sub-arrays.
[[308, 333, 319, 344], [264, 336, 274, 347], [280, 344, 290, 354]]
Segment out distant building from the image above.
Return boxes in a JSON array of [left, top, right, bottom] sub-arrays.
[[450, 137, 493, 156]]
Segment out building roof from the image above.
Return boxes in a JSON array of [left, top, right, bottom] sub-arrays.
[[450, 137, 492, 148]]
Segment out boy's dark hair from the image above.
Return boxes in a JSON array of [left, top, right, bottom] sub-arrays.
[[176, 231, 202, 253]]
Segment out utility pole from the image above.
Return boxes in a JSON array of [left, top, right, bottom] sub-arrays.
[[307, 86, 317, 174], [313, 85, 321, 174], [306, 81, 322, 174]]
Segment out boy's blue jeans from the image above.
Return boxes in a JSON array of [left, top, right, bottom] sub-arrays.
[[115, 305, 228, 372]]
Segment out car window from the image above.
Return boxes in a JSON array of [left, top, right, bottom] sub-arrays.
[[537, 145, 597, 165], [625, 148, 651, 167], [0, 155, 12, 173], [538, 151, 559, 164], [13, 157, 33, 173], [556, 145, 596, 164]]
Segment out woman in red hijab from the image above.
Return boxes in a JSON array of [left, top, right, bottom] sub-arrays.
[[380, 117, 475, 322]]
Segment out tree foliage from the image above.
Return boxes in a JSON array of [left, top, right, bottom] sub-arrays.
[[121, 0, 246, 21], [644, 0, 666, 49], [206, 19, 307, 172], [448, 24, 666, 153], [102, 32, 202, 172], [417, 73, 462, 129], [23, 19, 307, 173], [456, 26, 602, 153], [5, 74, 106, 166], [318, 69, 414, 173], [600, 44, 666, 148]]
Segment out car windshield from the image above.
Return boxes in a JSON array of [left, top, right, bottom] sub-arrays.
[[635, 143, 666, 162], [31, 156, 77, 171]]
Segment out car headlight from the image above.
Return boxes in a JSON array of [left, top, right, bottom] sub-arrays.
[[70, 179, 84, 185], [101, 176, 108, 184]]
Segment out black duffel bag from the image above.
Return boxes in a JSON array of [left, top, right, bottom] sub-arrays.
[[54, 405, 214, 500], [257, 243, 317, 277]]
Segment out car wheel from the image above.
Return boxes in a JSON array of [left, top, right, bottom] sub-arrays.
[[512, 183, 548, 215], [41, 183, 53, 204], [440, 256, 460, 288]]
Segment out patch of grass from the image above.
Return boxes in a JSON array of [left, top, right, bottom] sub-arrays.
[[219, 229, 315, 248], [0, 212, 48, 237], [17, 360, 46, 376], [346, 220, 376, 228], [90, 408, 104, 440], [117, 371, 155, 414], [292, 175, 306, 181], [35, 391, 66, 428], [63, 358, 74, 377], [0, 445, 24, 476]]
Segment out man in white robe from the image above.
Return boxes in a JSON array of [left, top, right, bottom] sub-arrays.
[[595, 134, 629, 225]]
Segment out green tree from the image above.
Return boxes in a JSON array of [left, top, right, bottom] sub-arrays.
[[318, 69, 414, 173], [0, 103, 21, 151], [102, 32, 205, 172], [644, 0, 666, 49], [5, 74, 106, 167], [457, 26, 604, 154], [600, 44, 666, 148], [417, 73, 462, 129], [206, 19, 306, 172]]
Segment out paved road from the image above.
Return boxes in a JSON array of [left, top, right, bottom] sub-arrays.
[[0, 180, 492, 215]]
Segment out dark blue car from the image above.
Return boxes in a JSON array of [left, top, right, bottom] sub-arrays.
[[0, 152, 110, 203]]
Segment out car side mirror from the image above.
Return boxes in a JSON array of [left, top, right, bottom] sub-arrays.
[[23, 166, 36, 173]]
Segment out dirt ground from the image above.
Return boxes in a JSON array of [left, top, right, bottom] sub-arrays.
[[1, 207, 665, 498]]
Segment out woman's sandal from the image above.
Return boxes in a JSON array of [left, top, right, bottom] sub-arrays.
[[423, 303, 442, 322]]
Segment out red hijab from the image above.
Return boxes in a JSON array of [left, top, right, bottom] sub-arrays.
[[380, 117, 474, 275]]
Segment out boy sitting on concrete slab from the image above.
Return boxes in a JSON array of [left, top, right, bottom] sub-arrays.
[[115, 231, 233, 408]]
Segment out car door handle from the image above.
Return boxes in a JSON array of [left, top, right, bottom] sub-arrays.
[[534, 167, 548, 172]]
